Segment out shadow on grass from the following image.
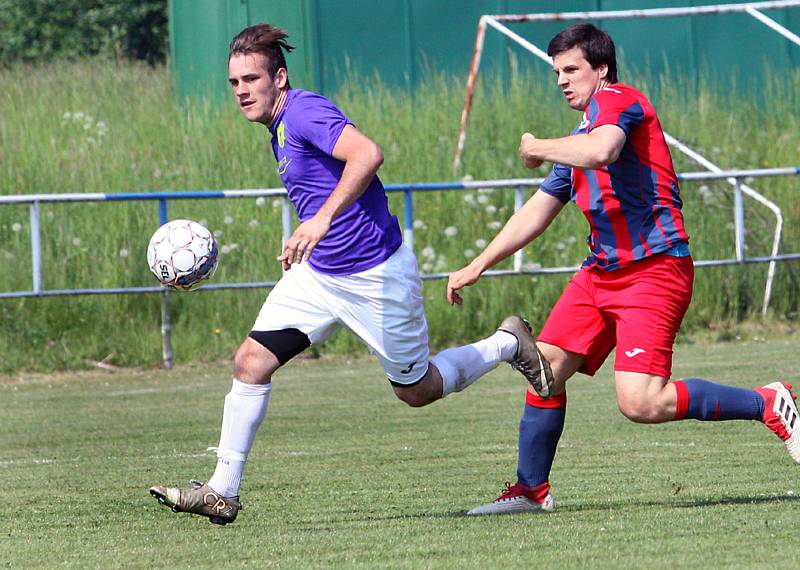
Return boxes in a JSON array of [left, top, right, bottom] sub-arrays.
[[284, 493, 800, 531]]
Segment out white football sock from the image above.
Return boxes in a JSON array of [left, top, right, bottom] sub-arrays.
[[207, 379, 271, 498], [434, 331, 518, 397]]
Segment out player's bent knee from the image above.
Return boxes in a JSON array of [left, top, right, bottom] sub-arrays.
[[233, 331, 305, 383], [617, 399, 660, 423]]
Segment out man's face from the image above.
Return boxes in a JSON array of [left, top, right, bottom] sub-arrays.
[[228, 52, 285, 125], [551, 46, 608, 111]]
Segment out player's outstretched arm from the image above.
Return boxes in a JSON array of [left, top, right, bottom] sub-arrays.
[[278, 125, 383, 269], [520, 124, 626, 170], [447, 191, 564, 305]]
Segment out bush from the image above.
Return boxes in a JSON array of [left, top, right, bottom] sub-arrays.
[[0, 0, 167, 66]]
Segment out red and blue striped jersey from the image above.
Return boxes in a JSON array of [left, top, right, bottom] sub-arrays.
[[540, 83, 690, 271]]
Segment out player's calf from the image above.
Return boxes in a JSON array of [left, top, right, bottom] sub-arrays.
[[392, 365, 442, 407]]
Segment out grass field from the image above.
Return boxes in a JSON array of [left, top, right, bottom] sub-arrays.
[[3, 334, 799, 569]]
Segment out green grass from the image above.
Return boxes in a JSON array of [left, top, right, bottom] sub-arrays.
[[1, 59, 799, 372], [2, 335, 799, 569]]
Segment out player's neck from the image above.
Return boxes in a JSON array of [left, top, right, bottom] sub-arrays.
[[268, 90, 288, 128]]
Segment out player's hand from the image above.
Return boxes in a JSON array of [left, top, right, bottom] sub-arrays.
[[278, 215, 331, 270], [446, 263, 482, 306], [519, 132, 544, 169]]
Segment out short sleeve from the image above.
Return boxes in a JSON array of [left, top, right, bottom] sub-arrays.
[[589, 89, 644, 138], [539, 162, 572, 204], [289, 92, 352, 155]]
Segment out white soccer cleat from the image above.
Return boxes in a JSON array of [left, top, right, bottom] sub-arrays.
[[755, 382, 800, 464], [466, 481, 555, 516]]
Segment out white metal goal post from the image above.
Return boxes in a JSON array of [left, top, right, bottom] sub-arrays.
[[452, 0, 800, 315]]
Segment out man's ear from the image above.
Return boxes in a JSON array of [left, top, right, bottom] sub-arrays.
[[274, 67, 288, 90]]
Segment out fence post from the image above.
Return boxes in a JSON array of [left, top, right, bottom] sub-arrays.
[[733, 177, 745, 262], [30, 201, 43, 294], [281, 197, 292, 246], [160, 290, 174, 369], [404, 189, 414, 250], [156, 198, 173, 368]]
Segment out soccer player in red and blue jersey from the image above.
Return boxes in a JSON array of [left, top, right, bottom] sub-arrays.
[[448, 23, 799, 515]]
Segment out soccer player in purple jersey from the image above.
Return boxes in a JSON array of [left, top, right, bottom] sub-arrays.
[[448, 23, 799, 515], [150, 23, 533, 525]]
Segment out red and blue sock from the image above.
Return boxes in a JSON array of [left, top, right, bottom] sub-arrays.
[[516, 391, 566, 496], [673, 377, 764, 421]]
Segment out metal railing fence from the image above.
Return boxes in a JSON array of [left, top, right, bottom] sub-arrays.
[[2, 166, 798, 366]]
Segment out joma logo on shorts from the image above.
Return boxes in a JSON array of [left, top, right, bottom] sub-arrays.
[[625, 348, 646, 358], [400, 361, 417, 374]]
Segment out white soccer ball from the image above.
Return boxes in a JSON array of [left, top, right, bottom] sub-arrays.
[[146, 219, 218, 291]]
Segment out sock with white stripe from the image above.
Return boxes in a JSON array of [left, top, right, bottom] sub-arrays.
[[207, 379, 272, 498], [434, 331, 518, 397]]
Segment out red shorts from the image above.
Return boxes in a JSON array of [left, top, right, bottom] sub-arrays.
[[538, 254, 694, 378]]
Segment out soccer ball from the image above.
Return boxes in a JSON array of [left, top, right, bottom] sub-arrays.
[[146, 219, 218, 291]]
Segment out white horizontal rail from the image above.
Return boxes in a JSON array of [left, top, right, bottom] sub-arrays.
[[488, 1, 800, 22]]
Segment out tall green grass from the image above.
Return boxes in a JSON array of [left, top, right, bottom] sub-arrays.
[[1, 59, 798, 373]]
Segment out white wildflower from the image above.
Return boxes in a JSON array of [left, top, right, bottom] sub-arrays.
[[567, 235, 577, 244], [413, 219, 427, 230], [249, 219, 259, 228], [485, 205, 497, 215], [421, 246, 436, 259], [224, 216, 233, 225], [556, 242, 566, 250], [72, 237, 81, 246], [421, 261, 434, 273], [464, 248, 475, 258], [475, 238, 487, 249], [119, 249, 129, 258], [271, 199, 283, 209], [461, 174, 474, 182], [487, 221, 502, 230], [11, 223, 22, 233], [255, 197, 266, 207], [477, 194, 489, 204], [444, 226, 458, 237], [463, 193, 476, 205]]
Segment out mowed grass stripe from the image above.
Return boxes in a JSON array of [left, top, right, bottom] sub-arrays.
[[2, 336, 799, 569]]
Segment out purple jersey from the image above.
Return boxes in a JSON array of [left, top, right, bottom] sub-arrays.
[[269, 90, 402, 275]]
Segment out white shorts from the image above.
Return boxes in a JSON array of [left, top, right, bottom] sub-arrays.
[[252, 245, 430, 385]]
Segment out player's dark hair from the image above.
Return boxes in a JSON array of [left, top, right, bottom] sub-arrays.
[[229, 24, 295, 87], [548, 23, 618, 83]]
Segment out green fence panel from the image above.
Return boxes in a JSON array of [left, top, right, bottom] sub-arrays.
[[169, 0, 800, 101]]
